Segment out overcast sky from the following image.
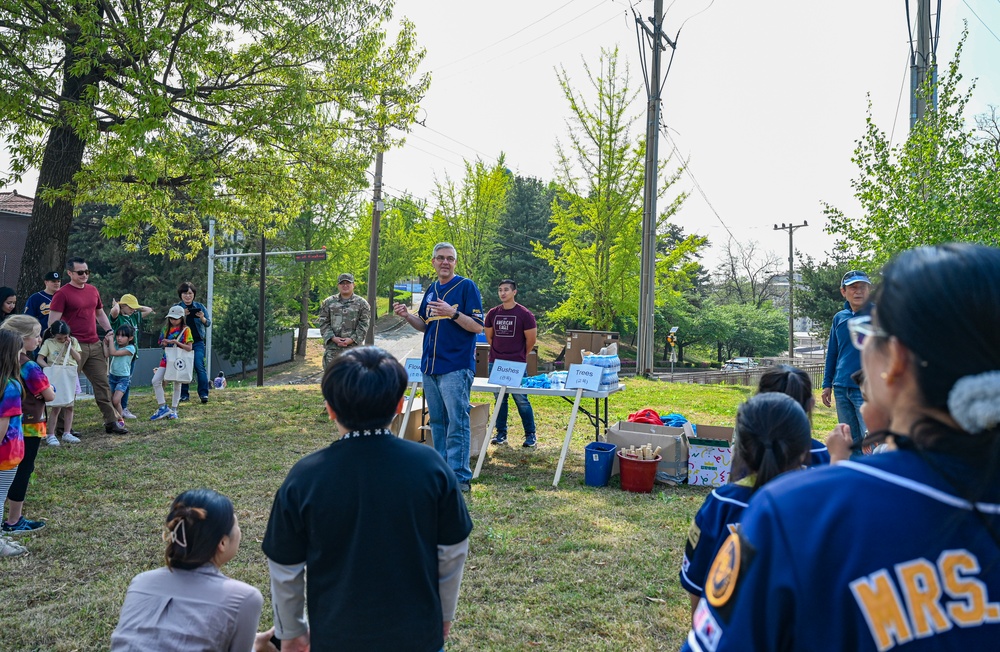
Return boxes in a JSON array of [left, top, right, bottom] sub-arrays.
[[384, 0, 1000, 267], [3, 0, 998, 268]]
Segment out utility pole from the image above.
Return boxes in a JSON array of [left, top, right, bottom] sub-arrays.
[[635, 0, 676, 377], [257, 233, 266, 387], [773, 221, 807, 359], [365, 128, 385, 345], [908, 0, 940, 130]]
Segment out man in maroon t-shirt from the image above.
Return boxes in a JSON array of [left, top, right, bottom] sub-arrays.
[[484, 279, 537, 448], [48, 257, 128, 436]]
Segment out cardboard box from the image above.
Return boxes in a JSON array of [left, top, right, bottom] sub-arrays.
[[565, 330, 619, 365], [602, 421, 688, 484], [686, 425, 736, 487], [391, 397, 428, 442], [475, 345, 538, 378], [397, 400, 490, 458]]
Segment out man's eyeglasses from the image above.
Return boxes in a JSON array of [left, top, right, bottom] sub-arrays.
[[72, 270, 90, 276], [434, 256, 456, 262], [847, 316, 888, 350]]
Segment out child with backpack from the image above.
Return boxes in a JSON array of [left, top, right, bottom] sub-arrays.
[[150, 306, 193, 421]]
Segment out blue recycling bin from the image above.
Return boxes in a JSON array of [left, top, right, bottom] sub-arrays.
[[584, 441, 617, 487]]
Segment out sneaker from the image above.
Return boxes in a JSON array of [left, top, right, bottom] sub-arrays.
[[167, 409, 179, 419], [458, 482, 471, 493], [490, 434, 508, 446], [150, 405, 173, 421], [45, 434, 60, 446], [105, 421, 129, 435], [200, 396, 208, 404], [117, 419, 126, 429], [523, 433, 537, 448], [61, 432, 81, 443], [121, 409, 138, 420], [2, 516, 45, 535], [179, 395, 190, 403], [0, 536, 28, 557]]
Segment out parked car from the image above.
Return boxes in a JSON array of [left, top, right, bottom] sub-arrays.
[[722, 357, 759, 371]]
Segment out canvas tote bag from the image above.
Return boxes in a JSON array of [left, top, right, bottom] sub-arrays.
[[164, 343, 195, 383], [44, 342, 78, 408]]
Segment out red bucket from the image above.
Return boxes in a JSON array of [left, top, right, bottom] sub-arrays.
[[617, 451, 661, 493]]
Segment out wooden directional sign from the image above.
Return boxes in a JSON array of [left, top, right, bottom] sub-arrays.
[[294, 251, 327, 262]]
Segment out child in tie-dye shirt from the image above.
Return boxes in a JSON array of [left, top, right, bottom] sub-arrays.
[[0, 329, 27, 557], [1, 315, 55, 539]]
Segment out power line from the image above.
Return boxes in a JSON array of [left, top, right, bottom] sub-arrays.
[[962, 0, 1000, 45], [660, 126, 736, 241], [433, 0, 579, 71], [508, 10, 628, 69], [439, 0, 610, 81]]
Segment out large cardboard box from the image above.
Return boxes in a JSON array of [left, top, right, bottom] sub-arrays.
[[686, 425, 736, 487], [602, 421, 688, 484], [398, 401, 490, 458], [564, 330, 619, 365], [475, 345, 539, 378]]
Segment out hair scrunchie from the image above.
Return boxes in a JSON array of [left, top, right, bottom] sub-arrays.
[[948, 371, 1000, 434]]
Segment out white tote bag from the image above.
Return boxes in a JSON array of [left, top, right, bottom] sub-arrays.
[[45, 344, 78, 408], [164, 346, 195, 383]]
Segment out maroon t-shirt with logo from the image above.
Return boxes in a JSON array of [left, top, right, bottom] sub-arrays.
[[49, 284, 103, 344], [485, 303, 536, 363]]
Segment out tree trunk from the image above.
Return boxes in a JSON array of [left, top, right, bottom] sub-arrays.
[[296, 261, 311, 357], [16, 125, 87, 305], [17, 27, 96, 307]]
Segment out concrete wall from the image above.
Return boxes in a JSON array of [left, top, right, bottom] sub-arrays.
[[80, 329, 295, 390]]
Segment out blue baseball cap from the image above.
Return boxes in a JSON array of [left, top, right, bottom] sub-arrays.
[[841, 270, 871, 287]]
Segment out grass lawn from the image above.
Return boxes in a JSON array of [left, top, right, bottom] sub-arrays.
[[1, 378, 839, 651]]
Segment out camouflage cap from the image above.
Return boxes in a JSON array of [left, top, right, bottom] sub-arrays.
[[338, 273, 355, 284]]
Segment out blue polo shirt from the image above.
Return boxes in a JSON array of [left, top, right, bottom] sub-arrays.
[[417, 275, 483, 375]]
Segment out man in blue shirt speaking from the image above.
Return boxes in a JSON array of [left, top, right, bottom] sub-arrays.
[[821, 270, 873, 453], [394, 242, 484, 491]]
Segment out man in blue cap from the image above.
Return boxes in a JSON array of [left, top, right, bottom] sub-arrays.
[[821, 270, 873, 456]]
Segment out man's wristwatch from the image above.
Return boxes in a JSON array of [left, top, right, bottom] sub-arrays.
[[452, 311, 462, 321]]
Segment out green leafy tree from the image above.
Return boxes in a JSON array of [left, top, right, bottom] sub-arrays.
[[824, 35, 1000, 268], [213, 286, 281, 380], [796, 254, 855, 342], [490, 176, 563, 316], [714, 303, 789, 360], [536, 47, 692, 331], [66, 203, 206, 343], [427, 157, 512, 283], [269, 196, 358, 356], [1, 0, 428, 306], [351, 194, 427, 315]]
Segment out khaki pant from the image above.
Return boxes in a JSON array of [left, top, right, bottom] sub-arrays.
[[78, 340, 118, 424]]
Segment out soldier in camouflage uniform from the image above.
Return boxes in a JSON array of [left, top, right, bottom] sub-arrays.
[[318, 273, 371, 371]]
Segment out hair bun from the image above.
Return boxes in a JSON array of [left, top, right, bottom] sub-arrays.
[[948, 371, 1000, 434]]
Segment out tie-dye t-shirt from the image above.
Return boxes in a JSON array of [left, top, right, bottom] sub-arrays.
[[0, 378, 24, 471], [158, 326, 193, 368], [20, 358, 51, 438]]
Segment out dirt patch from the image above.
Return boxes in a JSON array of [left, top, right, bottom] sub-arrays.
[[263, 315, 423, 386]]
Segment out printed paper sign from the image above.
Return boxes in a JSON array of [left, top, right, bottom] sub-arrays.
[[565, 364, 601, 391], [404, 358, 423, 383], [488, 360, 527, 386]]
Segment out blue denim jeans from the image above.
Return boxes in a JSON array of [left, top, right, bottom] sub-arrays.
[[180, 340, 209, 400], [423, 369, 473, 484], [488, 362, 536, 437], [834, 385, 867, 459]]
